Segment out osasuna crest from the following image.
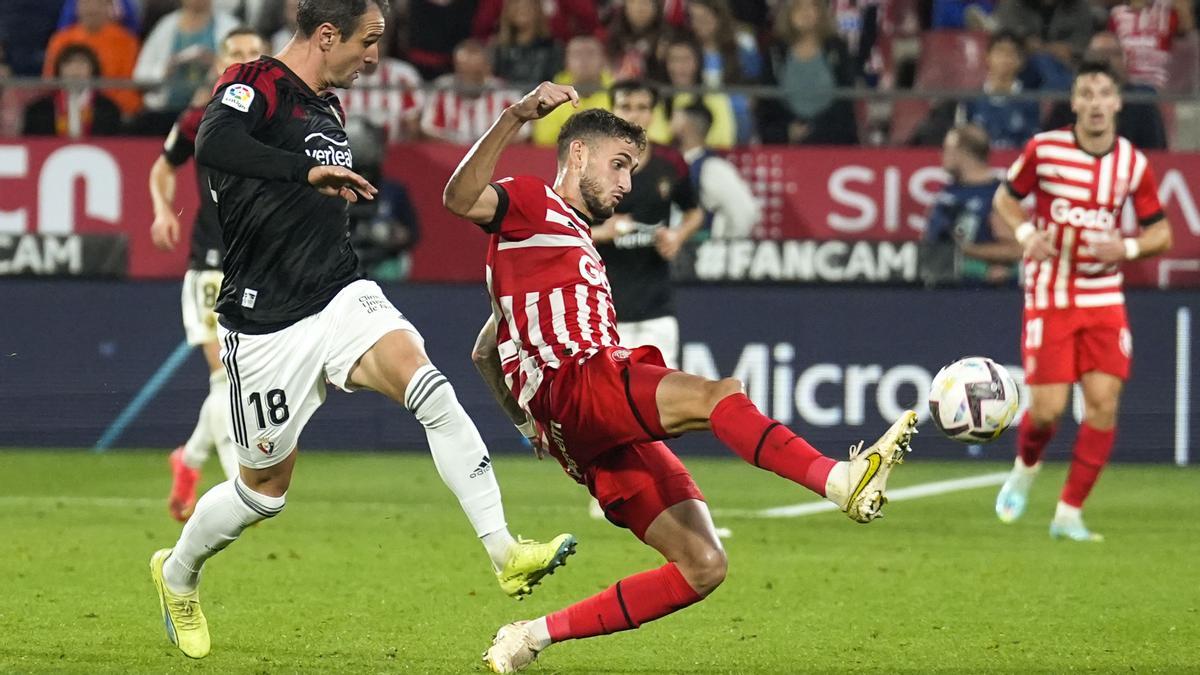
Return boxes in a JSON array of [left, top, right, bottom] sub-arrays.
[[658, 177, 672, 200]]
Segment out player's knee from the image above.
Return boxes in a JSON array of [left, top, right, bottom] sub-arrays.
[[407, 369, 460, 428], [1085, 399, 1119, 429], [1028, 399, 1065, 428], [233, 476, 286, 523], [680, 545, 728, 596]]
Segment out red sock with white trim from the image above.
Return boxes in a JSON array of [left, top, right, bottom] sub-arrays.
[[544, 563, 701, 642], [1060, 423, 1115, 507], [709, 393, 836, 497]]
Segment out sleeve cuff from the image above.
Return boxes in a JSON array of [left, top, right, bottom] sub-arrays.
[[1137, 210, 1164, 227], [293, 155, 320, 184], [480, 182, 510, 234], [1005, 181, 1027, 199]]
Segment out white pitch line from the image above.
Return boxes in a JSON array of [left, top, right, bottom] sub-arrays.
[[1, 472, 1012, 518], [715, 471, 1010, 519]]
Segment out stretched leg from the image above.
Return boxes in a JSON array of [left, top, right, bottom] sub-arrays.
[[1052, 371, 1121, 541], [997, 383, 1069, 523], [349, 329, 575, 595], [654, 370, 915, 522], [485, 490, 724, 673], [151, 451, 293, 659]]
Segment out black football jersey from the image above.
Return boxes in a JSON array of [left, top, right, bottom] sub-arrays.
[[595, 144, 698, 322], [163, 106, 224, 270], [197, 56, 360, 333]]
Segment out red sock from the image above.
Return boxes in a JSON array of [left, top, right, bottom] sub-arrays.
[[709, 393, 835, 497], [1061, 423, 1115, 508], [546, 563, 702, 642], [1017, 415, 1057, 467]]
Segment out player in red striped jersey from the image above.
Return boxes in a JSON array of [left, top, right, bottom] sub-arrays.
[[992, 59, 1174, 542], [444, 82, 918, 673]]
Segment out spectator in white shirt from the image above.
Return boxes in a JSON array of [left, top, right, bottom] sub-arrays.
[[133, 0, 238, 115], [670, 101, 762, 239]]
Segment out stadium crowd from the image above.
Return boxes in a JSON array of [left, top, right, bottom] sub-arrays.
[[0, 0, 1196, 146]]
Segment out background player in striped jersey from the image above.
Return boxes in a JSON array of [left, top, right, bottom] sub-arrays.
[[992, 59, 1173, 542], [443, 84, 918, 673], [149, 26, 265, 522]]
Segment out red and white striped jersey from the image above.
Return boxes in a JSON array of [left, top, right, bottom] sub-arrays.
[[1006, 128, 1164, 310], [337, 58, 424, 143], [420, 76, 527, 145], [1109, 1, 1179, 90], [483, 175, 619, 406]]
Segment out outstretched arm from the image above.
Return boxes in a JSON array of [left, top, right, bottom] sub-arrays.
[[443, 81, 579, 224], [471, 315, 545, 457]]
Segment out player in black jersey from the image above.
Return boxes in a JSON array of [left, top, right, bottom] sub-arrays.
[[149, 0, 574, 661], [150, 26, 265, 524], [592, 80, 704, 371]]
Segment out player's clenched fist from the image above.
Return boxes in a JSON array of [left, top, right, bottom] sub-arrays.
[[307, 165, 378, 203], [509, 82, 580, 122]]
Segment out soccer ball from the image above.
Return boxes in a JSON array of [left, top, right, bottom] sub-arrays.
[[928, 357, 1020, 443]]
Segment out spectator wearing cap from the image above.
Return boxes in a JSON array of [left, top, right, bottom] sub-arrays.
[[44, 0, 143, 116], [24, 44, 123, 137]]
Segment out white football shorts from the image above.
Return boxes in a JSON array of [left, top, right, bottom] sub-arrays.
[[181, 269, 224, 346], [217, 279, 419, 469]]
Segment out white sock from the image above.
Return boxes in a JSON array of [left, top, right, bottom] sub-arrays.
[[1054, 500, 1082, 523], [181, 380, 218, 470], [205, 369, 240, 480], [525, 616, 552, 651], [824, 461, 850, 507], [405, 365, 509, 544], [482, 529, 517, 571], [163, 477, 285, 593]]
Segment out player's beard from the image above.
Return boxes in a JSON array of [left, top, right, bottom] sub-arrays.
[[579, 175, 615, 221]]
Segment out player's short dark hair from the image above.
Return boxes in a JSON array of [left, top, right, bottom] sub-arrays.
[[680, 101, 714, 137], [1075, 58, 1122, 87], [949, 124, 990, 163], [221, 26, 263, 51], [297, 0, 390, 41], [610, 79, 659, 108], [54, 43, 101, 77], [557, 108, 647, 161], [989, 29, 1025, 54]]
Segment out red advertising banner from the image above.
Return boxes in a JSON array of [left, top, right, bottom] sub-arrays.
[[0, 139, 197, 278], [389, 144, 1200, 285], [4, 139, 1197, 286]]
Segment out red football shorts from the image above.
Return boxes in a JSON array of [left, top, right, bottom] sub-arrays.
[[1021, 305, 1132, 385], [528, 345, 704, 540]]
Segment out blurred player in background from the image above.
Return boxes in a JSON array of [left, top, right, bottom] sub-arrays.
[[919, 124, 1022, 288], [590, 80, 704, 370], [444, 84, 917, 673], [149, 26, 265, 522], [148, 0, 574, 660], [992, 59, 1173, 541]]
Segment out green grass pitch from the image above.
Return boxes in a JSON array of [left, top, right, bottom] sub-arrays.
[[1, 449, 1197, 673]]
